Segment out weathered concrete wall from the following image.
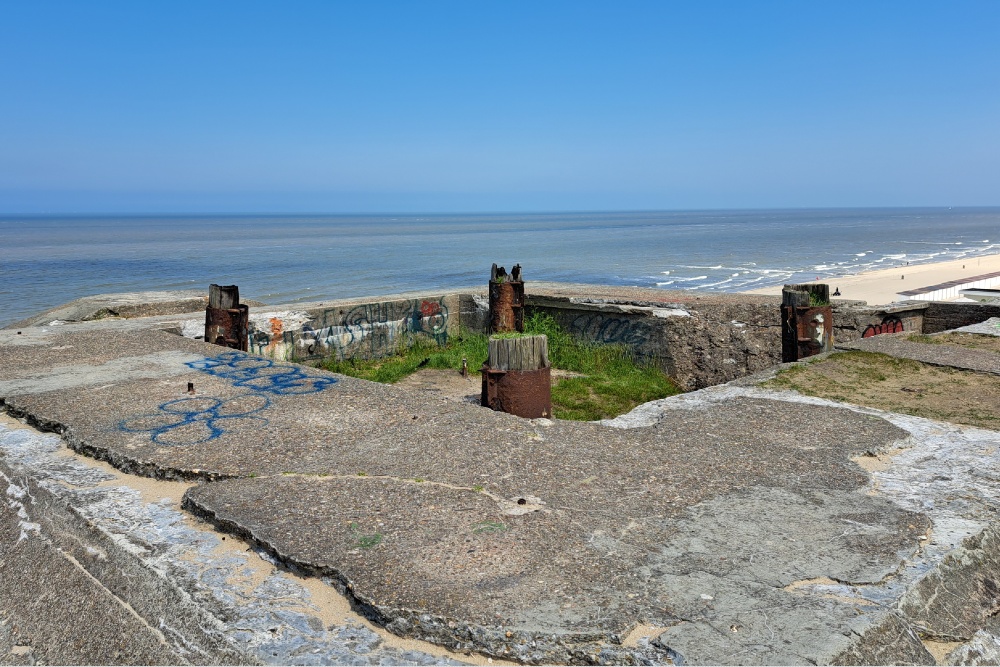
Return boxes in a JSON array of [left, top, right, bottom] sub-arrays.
[[131, 285, 1000, 390], [233, 289, 992, 391], [831, 302, 928, 343], [2, 290, 214, 330], [526, 295, 782, 390], [527, 296, 935, 390], [922, 302, 1000, 334], [202, 292, 464, 362]]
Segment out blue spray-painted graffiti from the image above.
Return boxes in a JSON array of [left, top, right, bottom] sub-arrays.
[[186, 351, 338, 394], [119, 395, 270, 446], [119, 352, 339, 446]]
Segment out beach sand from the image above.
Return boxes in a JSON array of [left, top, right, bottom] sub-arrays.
[[742, 253, 1000, 306]]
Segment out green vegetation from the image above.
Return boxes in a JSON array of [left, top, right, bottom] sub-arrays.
[[907, 334, 943, 344], [318, 313, 682, 421], [524, 313, 681, 420], [472, 520, 507, 534], [350, 522, 383, 549], [908, 332, 1000, 353], [809, 292, 830, 307], [764, 350, 1000, 430], [321, 333, 488, 384]]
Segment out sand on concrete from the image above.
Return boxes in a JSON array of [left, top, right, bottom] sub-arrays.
[[743, 252, 1000, 306]]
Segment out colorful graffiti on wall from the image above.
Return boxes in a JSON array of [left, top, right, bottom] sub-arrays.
[[118, 351, 338, 446], [862, 316, 905, 338], [247, 297, 450, 361]]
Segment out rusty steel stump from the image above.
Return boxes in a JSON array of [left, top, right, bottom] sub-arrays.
[[781, 283, 833, 362], [205, 284, 249, 351], [481, 334, 551, 419], [488, 263, 524, 334]]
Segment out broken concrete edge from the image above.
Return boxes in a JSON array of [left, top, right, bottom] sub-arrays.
[[0, 446, 251, 664], [899, 523, 1000, 644], [603, 386, 992, 662], [181, 487, 668, 665], [1, 348, 992, 662], [1, 399, 238, 483], [1, 290, 212, 330], [828, 612, 933, 666]]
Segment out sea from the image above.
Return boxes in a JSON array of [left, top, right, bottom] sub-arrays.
[[2, 207, 999, 328]]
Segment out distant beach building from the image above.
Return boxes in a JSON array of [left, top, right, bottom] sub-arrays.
[[898, 271, 1000, 302]]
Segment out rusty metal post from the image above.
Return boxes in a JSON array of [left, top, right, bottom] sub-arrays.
[[488, 263, 525, 334], [205, 284, 249, 351], [781, 284, 833, 362], [481, 334, 551, 419]]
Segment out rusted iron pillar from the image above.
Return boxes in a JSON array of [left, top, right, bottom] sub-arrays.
[[482, 334, 552, 418], [781, 283, 833, 362], [205, 284, 249, 351], [488, 263, 524, 334]]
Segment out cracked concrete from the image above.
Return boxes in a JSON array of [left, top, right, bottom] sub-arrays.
[[4, 287, 1000, 664], [0, 415, 486, 666]]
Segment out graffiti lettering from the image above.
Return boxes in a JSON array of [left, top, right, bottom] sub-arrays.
[[119, 351, 338, 446], [244, 298, 451, 361], [299, 298, 449, 360], [186, 351, 338, 394], [119, 394, 270, 446], [570, 314, 650, 346], [862, 316, 904, 338]]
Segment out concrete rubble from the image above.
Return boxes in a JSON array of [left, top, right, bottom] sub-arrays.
[[2, 286, 1000, 665]]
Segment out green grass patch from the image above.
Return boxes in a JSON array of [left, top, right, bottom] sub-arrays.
[[763, 349, 1000, 430], [318, 313, 682, 421], [320, 334, 489, 384]]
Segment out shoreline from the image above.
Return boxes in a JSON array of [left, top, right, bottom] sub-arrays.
[[741, 252, 1000, 306]]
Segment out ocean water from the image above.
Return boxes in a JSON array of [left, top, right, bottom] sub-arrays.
[[1, 207, 999, 327]]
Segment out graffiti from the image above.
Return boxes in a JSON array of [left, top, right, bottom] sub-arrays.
[[119, 394, 270, 446], [244, 298, 451, 361], [119, 351, 338, 446], [186, 351, 338, 395], [570, 314, 650, 346], [862, 316, 905, 338], [298, 298, 450, 360]]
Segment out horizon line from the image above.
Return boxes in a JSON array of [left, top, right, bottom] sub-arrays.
[[2, 204, 999, 218]]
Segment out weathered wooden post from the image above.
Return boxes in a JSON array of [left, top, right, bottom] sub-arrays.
[[481, 334, 552, 419], [488, 263, 525, 334], [781, 283, 833, 362], [205, 284, 249, 351]]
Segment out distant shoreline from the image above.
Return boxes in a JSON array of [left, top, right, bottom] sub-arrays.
[[742, 253, 1000, 306]]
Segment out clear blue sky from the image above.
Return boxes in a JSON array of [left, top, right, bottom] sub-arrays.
[[1, 1, 998, 213]]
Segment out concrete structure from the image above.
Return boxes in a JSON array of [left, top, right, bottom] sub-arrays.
[[4, 285, 1000, 664], [959, 288, 1000, 303], [898, 270, 1000, 302]]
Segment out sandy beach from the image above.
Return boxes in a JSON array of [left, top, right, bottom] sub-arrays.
[[743, 253, 1000, 306]]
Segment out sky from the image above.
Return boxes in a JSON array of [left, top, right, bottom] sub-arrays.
[[1, 1, 998, 214]]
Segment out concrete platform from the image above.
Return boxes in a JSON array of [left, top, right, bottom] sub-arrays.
[[4, 292, 1000, 664]]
